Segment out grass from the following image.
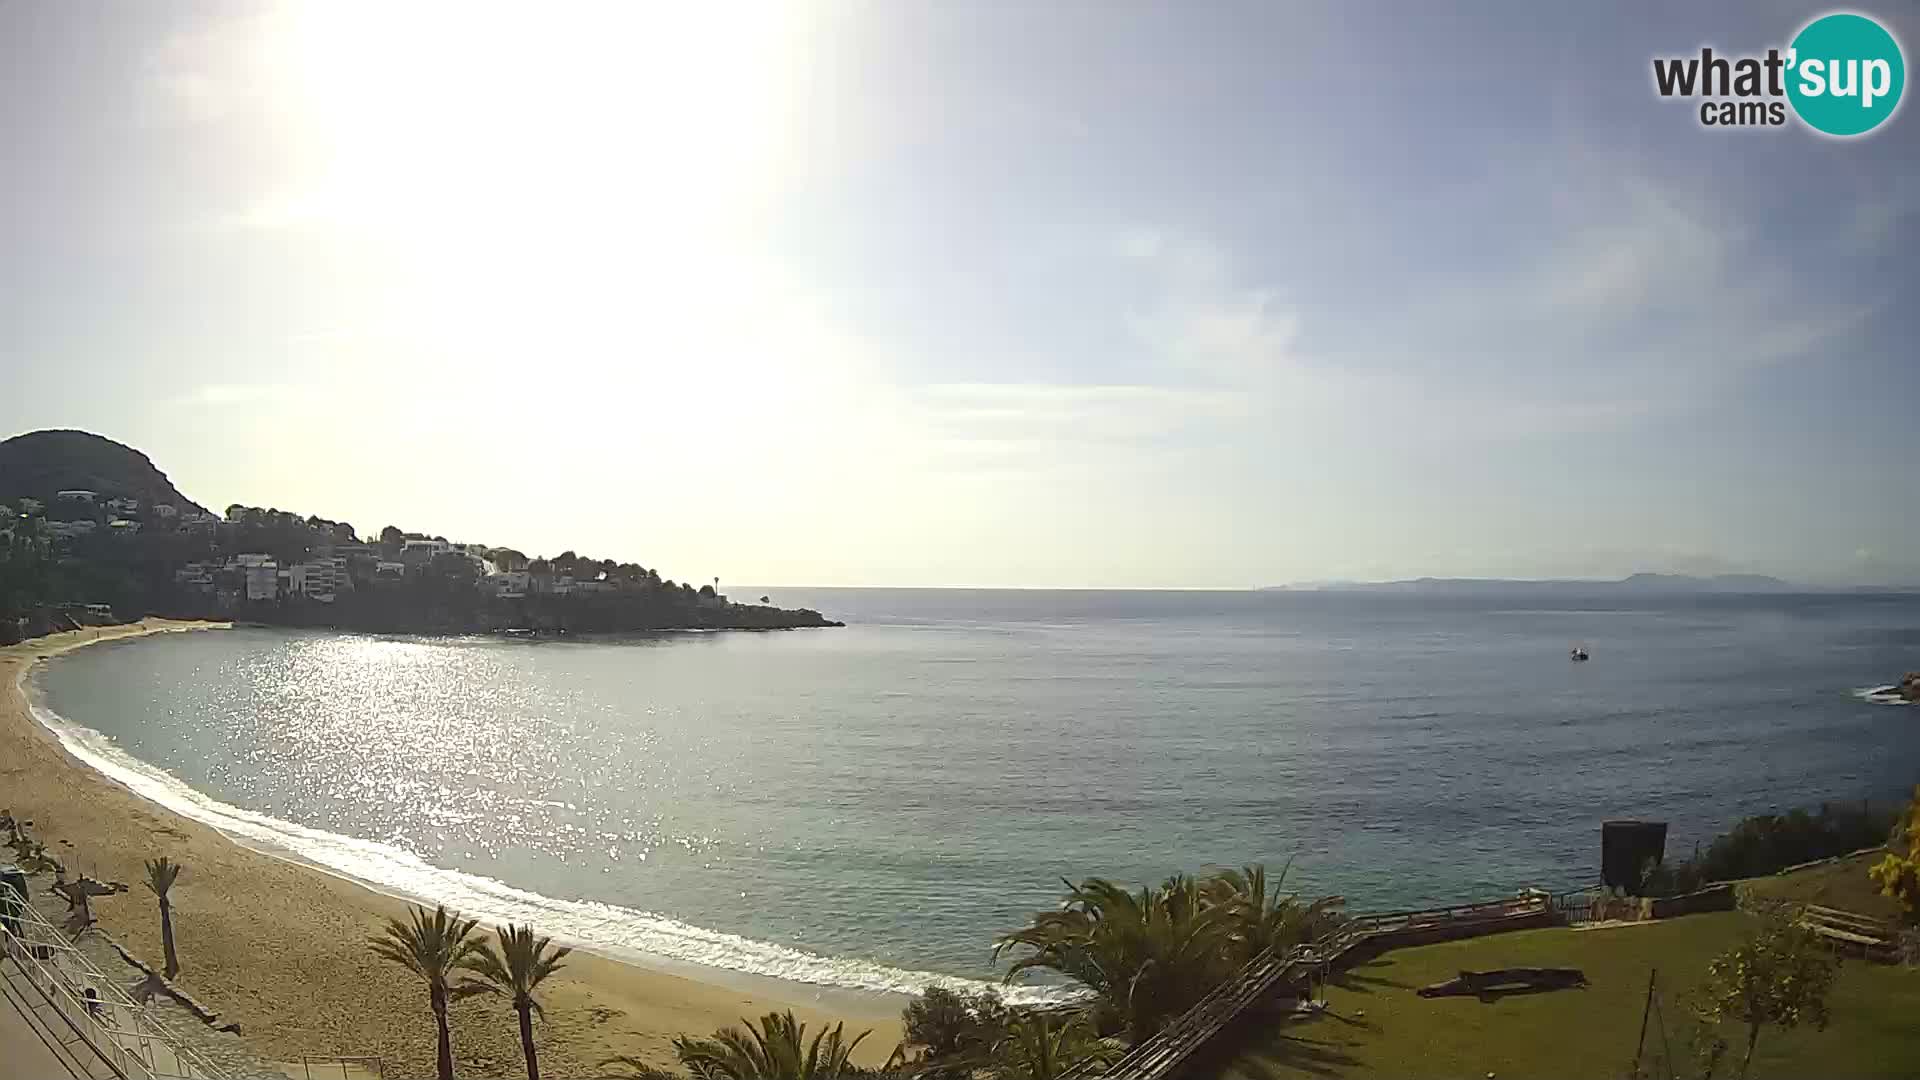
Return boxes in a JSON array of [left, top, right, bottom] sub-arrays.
[[1203, 910, 1920, 1080], [1737, 850, 1905, 924]]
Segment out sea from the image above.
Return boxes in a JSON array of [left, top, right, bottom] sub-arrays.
[[26, 588, 1920, 1002]]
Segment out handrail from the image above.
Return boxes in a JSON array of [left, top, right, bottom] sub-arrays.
[[1, 885, 229, 1079]]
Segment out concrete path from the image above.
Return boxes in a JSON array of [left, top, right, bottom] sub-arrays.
[[0, 954, 116, 1079]]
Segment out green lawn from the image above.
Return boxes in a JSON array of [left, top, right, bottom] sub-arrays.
[[1738, 851, 1905, 923], [1204, 911, 1920, 1080]]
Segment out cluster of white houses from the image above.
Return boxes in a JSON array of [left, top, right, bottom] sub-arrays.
[[8, 492, 714, 611], [171, 537, 643, 608], [33, 490, 223, 543]]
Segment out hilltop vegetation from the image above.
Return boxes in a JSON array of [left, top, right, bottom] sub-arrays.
[[0, 429, 207, 514], [0, 430, 837, 637]]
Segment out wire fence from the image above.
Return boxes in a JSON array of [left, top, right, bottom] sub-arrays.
[[1, 883, 228, 1079]]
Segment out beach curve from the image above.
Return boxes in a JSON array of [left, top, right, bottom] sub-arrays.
[[2, 620, 905, 1077]]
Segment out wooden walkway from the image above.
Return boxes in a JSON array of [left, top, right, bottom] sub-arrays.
[[1077, 893, 1554, 1080]]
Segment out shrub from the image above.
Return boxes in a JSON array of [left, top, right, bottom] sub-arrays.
[[1641, 801, 1896, 897]]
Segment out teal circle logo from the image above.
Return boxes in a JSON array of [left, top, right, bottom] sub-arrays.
[[1787, 13, 1905, 136]]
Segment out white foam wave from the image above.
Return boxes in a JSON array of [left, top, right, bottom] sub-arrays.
[[1853, 686, 1913, 706], [23, 676, 1069, 1006]]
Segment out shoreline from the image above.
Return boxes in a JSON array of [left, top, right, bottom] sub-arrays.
[[1, 620, 903, 1077]]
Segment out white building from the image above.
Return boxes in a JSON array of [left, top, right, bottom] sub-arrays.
[[108, 518, 141, 535], [288, 557, 348, 601], [401, 538, 452, 563], [152, 504, 178, 519], [55, 490, 98, 504], [482, 570, 530, 598]]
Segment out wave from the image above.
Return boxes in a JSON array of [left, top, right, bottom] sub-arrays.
[[1852, 686, 1913, 706], [23, 677, 1069, 1006]]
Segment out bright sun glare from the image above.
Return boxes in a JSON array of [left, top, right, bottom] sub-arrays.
[[256, 2, 821, 415]]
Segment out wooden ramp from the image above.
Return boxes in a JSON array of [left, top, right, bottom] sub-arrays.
[[1076, 894, 1553, 1080]]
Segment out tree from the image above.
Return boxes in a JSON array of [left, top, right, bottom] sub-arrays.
[[1869, 786, 1920, 920], [1697, 908, 1840, 1080], [461, 924, 573, 1080], [143, 857, 182, 979], [369, 904, 485, 1080], [1204, 862, 1345, 964], [995, 874, 1239, 1041], [672, 1011, 870, 1080], [897, 986, 1010, 1078], [995, 1011, 1122, 1080], [379, 526, 404, 558]]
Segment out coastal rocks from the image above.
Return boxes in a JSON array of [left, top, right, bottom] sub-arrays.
[[1860, 672, 1920, 705]]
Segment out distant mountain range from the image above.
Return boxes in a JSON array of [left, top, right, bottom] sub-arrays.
[[1266, 573, 1806, 594]]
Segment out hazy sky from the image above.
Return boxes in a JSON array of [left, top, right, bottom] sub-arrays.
[[2, 2, 1916, 587]]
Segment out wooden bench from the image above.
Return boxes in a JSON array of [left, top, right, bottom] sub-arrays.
[[1797, 905, 1897, 962]]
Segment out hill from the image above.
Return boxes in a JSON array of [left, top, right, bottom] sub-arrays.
[[0, 430, 208, 515]]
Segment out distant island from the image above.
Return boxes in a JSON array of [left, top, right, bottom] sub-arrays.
[[1264, 573, 1803, 594], [0, 429, 840, 641]]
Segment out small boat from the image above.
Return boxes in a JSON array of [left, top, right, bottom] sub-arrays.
[[1570, 646, 1590, 662]]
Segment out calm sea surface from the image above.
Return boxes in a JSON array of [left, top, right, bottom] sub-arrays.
[[30, 589, 1920, 995]]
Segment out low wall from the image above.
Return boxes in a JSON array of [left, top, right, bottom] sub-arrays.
[[1366, 908, 1555, 950], [1648, 883, 1736, 918], [1581, 883, 1736, 923]]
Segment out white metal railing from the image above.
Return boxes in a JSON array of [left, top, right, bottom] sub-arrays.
[[1, 885, 228, 1079]]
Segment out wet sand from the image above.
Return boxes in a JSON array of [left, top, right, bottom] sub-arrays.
[[0, 620, 902, 1078]]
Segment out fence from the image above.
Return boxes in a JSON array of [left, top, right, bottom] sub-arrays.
[[1548, 886, 1605, 926], [0, 883, 228, 1079]]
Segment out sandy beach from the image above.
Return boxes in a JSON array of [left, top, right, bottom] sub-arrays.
[[1, 620, 902, 1078]]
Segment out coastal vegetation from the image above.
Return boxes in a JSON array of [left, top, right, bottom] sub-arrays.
[[460, 923, 573, 1080], [1868, 786, 1920, 920], [141, 856, 182, 980], [994, 864, 1343, 1042], [671, 1011, 870, 1080], [1640, 801, 1897, 898], [1694, 908, 1841, 1080], [369, 904, 486, 1080]]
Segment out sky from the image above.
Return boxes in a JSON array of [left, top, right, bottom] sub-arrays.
[[1, 1, 1916, 588]]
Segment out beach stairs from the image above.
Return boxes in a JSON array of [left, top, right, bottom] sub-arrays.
[[1796, 904, 1900, 963]]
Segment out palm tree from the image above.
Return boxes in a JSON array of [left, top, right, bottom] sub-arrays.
[[1204, 863, 1345, 964], [460, 923, 573, 1080], [995, 875, 1238, 1042], [672, 1011, 871, 1080], [369, 904, 484, 1080], [142, 858, 182, 979], [996, 1011, 1123, 1080], [596, 1056, 683, 1080]]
